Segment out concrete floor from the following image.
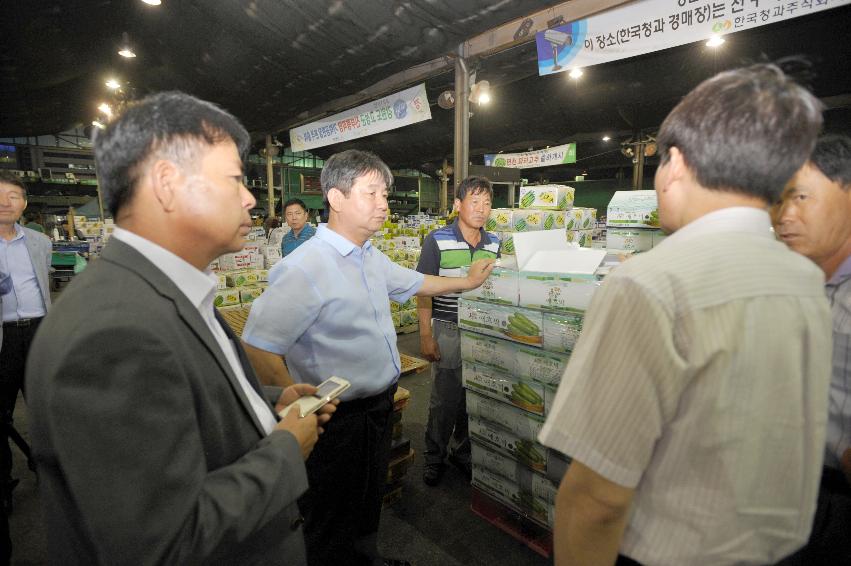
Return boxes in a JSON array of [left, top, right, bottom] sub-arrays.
[[6, 330, 551, 565]]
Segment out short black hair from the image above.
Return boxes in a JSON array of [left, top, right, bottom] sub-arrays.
[[93, 91, 250, 217], [810, 134, 851, 189], [283, 198, 307, 213], [320, 150, 393, 204], [0, 170, 26, 198], [456, 176, 493, 201], [657, 63, 822, 203]]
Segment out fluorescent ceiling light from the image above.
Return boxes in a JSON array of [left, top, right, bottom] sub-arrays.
[[569, 68, 583, 79], [706, 35, 725, 48], [118, 48, 136, 58], [98, 103, 113, 118], [141, 0, 162, 5], [105, 79, 120, 90], [602, 136, 611, 142]]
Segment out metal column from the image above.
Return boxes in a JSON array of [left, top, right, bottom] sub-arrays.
[[265, 134, 276, 217], [453, 44, 470, 193]]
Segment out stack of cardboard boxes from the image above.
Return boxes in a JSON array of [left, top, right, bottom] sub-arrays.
[[604, 190, 667, 252], [486, 185, 597, 255], [457, 239, 608, 541]]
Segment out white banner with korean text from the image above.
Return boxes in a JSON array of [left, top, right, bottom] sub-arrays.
[[289, 83, 432, 152], [536, 0, 851, 76]]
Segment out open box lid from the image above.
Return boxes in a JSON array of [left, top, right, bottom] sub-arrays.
[[513, 229, 606, 274]]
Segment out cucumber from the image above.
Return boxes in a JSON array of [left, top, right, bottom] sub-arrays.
[[507, 315, 536, 335], [512, 312, 540, 333], [513, 382, 543, 405]]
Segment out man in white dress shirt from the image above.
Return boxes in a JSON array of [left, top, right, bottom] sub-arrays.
[[26, 92, 333, 565], [539, 64, 831, 566]]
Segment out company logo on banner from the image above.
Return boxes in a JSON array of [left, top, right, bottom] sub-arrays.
[[484, 143, 576, 169], [536, 0, 851, 75], [290, 83, 432, 152]]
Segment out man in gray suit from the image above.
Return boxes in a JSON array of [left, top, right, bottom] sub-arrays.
[[0, 169, 52, 561], [26, 92, 333, 565]]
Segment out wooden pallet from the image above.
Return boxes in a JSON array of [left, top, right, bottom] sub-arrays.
[[218, 305, 252, 337], [400, 354, 429, 376]]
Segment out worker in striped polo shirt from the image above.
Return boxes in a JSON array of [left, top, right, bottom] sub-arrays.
[[416, 176, 500, 486]]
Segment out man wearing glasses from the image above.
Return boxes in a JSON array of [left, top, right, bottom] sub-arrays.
[[281, 198, 316, 257]]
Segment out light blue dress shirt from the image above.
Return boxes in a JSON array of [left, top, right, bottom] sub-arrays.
[[0, 224, 47, 322], [244, 224, 424, 401]]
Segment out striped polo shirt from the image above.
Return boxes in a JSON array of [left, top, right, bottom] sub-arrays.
[[416, 219, 500, 323]]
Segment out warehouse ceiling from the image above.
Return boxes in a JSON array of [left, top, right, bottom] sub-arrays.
[[2, 1, 851, 173]]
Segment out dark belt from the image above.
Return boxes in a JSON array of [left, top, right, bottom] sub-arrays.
[[2, 317, 43, 328], [335, 384, 397, 416]]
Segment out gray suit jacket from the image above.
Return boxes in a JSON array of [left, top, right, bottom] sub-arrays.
[[0, 224, 51, 351], [26, 239, 309, 565]]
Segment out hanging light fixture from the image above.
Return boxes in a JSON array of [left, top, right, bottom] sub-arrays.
[[569, 68, 583, 79], [469, 80, 491, 105], [105, 79, 121, 90], [706, 35, 725, 48], [118, 32, 137, 58]]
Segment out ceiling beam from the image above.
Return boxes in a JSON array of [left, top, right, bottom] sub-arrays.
[[272, 0, 634, 135]]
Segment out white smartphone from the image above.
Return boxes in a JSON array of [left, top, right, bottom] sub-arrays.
[[279, 376, 350, 419]]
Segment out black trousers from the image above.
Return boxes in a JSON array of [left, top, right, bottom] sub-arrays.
[[299, 384, 396, 566], [0, 318, 41, 482], [774, 466, 851, 565]]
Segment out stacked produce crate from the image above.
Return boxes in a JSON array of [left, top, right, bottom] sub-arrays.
[[211, 227, 282, 308], [372, 214, 444, 333], [486, 185, 597, 255], [604, 190, 666, 252], [457, 250, 606, 555]]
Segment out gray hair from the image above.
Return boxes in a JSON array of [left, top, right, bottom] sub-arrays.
[[320, 150, 393, 201]]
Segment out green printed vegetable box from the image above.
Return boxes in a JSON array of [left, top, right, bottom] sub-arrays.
[[462, 361, 545, 415], [518, 185, 575, 210], [468, 415, 548, 473], [472, 465, 554, 528], [460, 266, 519, 306], [458, 299, 543, 347], [471, 442, 559, 503]]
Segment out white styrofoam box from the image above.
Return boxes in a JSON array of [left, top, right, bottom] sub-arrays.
[[213, 288, 240, 307], [565, 207, 597, 231], [518, 271, 602, 314], [468, 415, 548, 473], [264, 256, 281, 269], [519, 185, 575, 210], [565, 229, 593, 248], [471, 442, 559, 503], [466, 390, 545, 442], [607, 190, 660, 228], [463, 361, 545, 415], [248, 226, 266, 240], [218, 251, 262, 271], [239, 285, 266, 304], [460, 330, 518, 375], [471, 465, 554, 528], [498, 232, 515, 255], [486, 209, 514, 232], [511, 209, 545, 232], [458, 299, 543, 347], [216, 273, 227, 290], [606, 228, 655, 252], [515, 346, 570, 386], [461, 266, 519, 306], [242, 243, 261, 255], [541, 311, 584, 354], [260, 244, 282, 259]]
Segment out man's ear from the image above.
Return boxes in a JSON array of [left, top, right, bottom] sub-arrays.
[[150, 159, 181, 212], [327, 187, 345, 212]]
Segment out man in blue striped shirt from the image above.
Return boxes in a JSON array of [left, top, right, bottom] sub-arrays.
[[416, 176, 500, 487], [281, 198, 316, 257]]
